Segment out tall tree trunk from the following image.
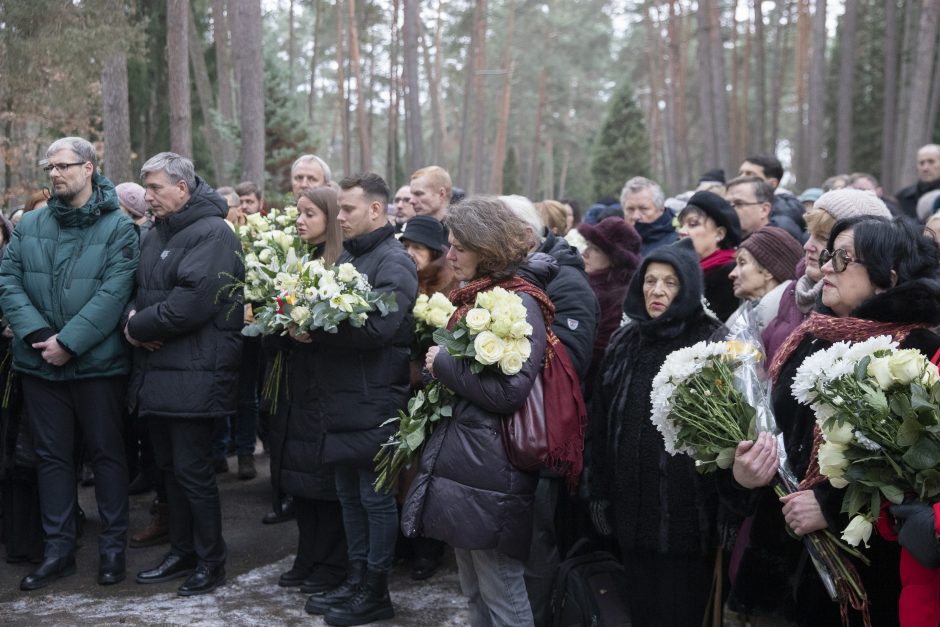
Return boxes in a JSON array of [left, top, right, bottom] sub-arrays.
[[307, 0, 322, 125], [542, 135, 554, 200], [287, 0, 295, 94], [335, 1, 351, 175], [805, 0, 827, 184], [488, 7, 514, 194], [880, 0, 899, 189], [902, 0, 940, 180], [668, 0, 691, 183], [386, 0, 400, 185], [558, 148, 570, 199], [432, 0, 448, 165], [525, 63, 548, 198], [706, 0, 731, 173], [231, 0, 265, 183], [894, 0, 921, 174], [402, 0, 423, 173], [188, 7, 226, 184], [646, 2, 674, 190], [696, 4, 717, 168], [794, 0, 811, 186], [167, 0, 193, 157], [753, 0, 767, 150], [419, 18, 442, 164], [213, 0, 236, 178], [926, 41, 940, 164], [834, 0, 858, 174], [770, 0, 794, 157], [101, 50, 132, 183], [347, 0, 371, 171], [469, 0, 488, 194]]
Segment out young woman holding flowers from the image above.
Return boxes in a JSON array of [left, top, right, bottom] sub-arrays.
[[588, 244, 724, 626], [267, 186, 348, 594], [400, 197, 551, 627], [728, 216, 940, 626]]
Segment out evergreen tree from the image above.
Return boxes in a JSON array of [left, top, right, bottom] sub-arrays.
[[590, 80, 650, 200], [263, 54, 317, 194]]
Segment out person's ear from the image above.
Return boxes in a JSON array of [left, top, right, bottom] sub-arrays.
[[715, 226, 726, 243]]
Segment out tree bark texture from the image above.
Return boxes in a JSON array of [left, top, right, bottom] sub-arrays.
[[346, 0, 371, 172], [167, 0, 193, 158], [188, 7, 226, 184], [212, 0, 236, 176], [402, 0, 423, 174], [834, 0, 858, 174], [231, 0, 265, 184], [100, 50, 132, 184], [901, 0, 940, 181], [469, 0, 488, 194], [805, 0, 827, 185], [488, 6, 514, 194]]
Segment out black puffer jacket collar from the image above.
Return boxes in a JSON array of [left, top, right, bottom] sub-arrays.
[[344, 223, 396, 257], [517, 252, 560, 292], [623, 243, 705, 338], [158, 178, 227, 236], [538, 231, 585, 272]]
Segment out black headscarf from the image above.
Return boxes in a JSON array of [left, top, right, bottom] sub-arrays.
[[622, 243, 706, 338]]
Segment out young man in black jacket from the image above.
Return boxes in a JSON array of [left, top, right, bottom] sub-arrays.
[[301, 173, 418, 626]]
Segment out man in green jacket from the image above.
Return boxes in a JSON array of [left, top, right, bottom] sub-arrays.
[[0, 136, 140, 591]]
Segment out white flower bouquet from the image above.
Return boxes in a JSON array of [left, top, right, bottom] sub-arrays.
[[792, 335, 940, 548], [374, 287, 533, 493], [242, 249, 397, 337], [412, 292, 456, 350], [650, 339, 764, 472]]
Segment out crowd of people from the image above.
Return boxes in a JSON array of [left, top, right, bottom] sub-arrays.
[[2, 135, 940, 627]]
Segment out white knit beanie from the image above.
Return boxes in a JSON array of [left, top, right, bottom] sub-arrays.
[[812, 189, 891, 222]]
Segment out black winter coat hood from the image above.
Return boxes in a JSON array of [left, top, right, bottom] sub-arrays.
[[623, 243, 705, 338]]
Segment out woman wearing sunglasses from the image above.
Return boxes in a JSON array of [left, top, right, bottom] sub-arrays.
[[724, 216, 940, 626], [761, 189, 893, 363]]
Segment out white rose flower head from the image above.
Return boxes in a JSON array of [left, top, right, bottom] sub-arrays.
[[509, 320, 533, 339], [428, 308, 451, 329], [290, 305, 311, 326], [888, 349, 927, 386], [337, 263, 360, 284], [867, 356, 895, 391], [817, 441, 849, 480], [498, 351, 525, 376], [822, 420, 855, 445], [473, 331, 505, 365], [841, 515, 873, 548], [465, 308, 492, 333]]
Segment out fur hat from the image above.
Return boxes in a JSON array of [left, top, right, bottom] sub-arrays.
[[739, 226, 804, 283], [812, 189, 891, 222], [683, 190, 742, 248], [115, 182, 148, 218], [577, 217, 642, 271]]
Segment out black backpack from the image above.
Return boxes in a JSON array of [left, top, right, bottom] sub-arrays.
[[550, 539, 631, 627]]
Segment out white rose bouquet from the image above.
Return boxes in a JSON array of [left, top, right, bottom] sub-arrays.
[[792, 335, 940, 548], [412, 292, 456, 350], [374, 287, 534, 493]]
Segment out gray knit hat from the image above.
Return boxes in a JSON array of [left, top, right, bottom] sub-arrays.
[[116, 182, 149, 218], [812, 189, 891, 222]]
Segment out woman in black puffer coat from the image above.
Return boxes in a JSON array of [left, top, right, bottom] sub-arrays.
[[589, 244, 723, 627], [402, 197, 549, 627], [268, 186, 348, 592]]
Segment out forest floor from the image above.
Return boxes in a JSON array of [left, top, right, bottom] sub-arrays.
[[0, 447, 469, 626]]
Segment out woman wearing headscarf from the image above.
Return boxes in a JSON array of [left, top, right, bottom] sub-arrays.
[[589, 244, 723, 626]]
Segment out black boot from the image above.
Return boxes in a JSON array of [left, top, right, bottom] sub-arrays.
[[305, 560, 366, 615], [324, 568, 394, 626]]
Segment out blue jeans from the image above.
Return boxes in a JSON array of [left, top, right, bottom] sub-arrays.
[[455, 547, 534, 627], [334, 466, 398, 573]]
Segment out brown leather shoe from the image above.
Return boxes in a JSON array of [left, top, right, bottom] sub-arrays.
[[129, 500, 169, 548]]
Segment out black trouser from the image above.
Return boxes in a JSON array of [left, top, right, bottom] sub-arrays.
[[22, 375, 129, 559], [149, 416, 226, 565], [293, 496, 347, 585]]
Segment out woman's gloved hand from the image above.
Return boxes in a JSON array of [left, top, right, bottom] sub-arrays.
[[891, 502, 940, 569]]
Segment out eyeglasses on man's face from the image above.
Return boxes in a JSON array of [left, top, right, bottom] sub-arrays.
[[42, 161, 87, 174], [819, 248, 857, 273]]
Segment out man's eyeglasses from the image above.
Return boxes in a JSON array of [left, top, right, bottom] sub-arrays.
[[819, 248, 857, 273], [42, 161, 87, 174], [729, 200, 762, 209]]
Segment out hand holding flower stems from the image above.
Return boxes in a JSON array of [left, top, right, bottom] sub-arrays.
[[733, 431, 778, 489]]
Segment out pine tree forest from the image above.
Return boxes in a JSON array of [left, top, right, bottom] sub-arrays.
[[2, 0, 939, 209]]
